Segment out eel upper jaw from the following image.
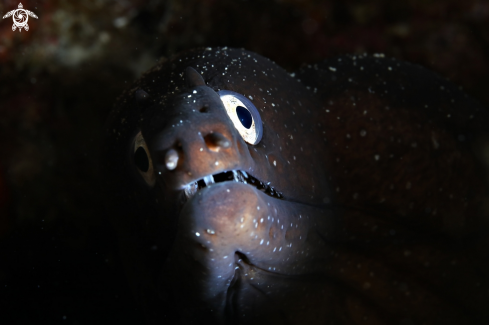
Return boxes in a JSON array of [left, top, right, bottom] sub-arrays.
[[181, 170, 284, 202]]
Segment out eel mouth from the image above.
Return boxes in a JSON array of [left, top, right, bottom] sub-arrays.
[[182, 170, 283, 201]]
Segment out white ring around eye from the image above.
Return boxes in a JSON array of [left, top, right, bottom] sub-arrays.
[[218, 91, 263, 145]]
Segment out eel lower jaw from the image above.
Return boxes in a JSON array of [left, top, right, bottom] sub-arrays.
[[182, 170, 283, 202]]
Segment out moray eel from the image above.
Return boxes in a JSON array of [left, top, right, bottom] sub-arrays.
[[104, 47, 489, 324]]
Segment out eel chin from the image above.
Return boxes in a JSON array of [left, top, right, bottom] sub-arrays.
[[160, 181, 335, 325]]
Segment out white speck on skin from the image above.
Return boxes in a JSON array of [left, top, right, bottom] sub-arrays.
[[195, 232, 200, 237]]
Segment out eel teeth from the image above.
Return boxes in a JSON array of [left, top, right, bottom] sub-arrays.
[[203, 175, 215, 186], [232, 170, 248, 184], [184, 181, 198, 199], [182, 170, 283, 201], [232, 170, 240, 182]]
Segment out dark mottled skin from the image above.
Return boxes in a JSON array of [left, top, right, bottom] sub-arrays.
[[104, 47, 489, 324]]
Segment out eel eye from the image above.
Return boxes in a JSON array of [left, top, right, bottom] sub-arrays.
[[218, 90, 263, 145], [133, 131, 155, 187]]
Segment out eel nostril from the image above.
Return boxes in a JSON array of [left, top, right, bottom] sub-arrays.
[[185, 66, 206, 88], [165, 149, 179, 170], [204, 133, 231, 152], [199, 104, 209, 113]]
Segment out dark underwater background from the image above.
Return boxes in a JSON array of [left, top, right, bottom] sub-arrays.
[[1, 0, 489, 324]]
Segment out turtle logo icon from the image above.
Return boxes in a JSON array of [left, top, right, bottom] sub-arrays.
[[2, 3, 38, 32]]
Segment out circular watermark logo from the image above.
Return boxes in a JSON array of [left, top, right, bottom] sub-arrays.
[[2, 3, 38, 32]]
